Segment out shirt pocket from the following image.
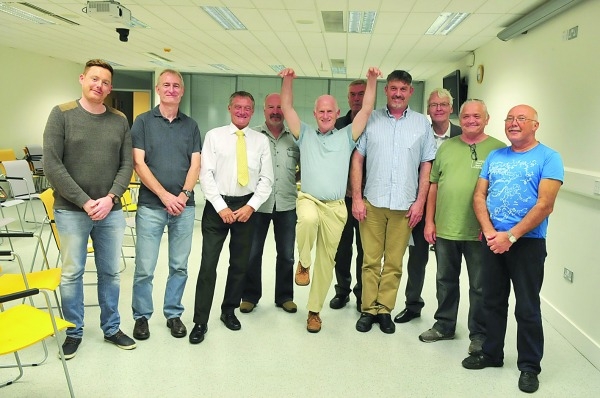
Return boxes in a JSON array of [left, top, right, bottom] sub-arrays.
[[286, 147, 300, 170]]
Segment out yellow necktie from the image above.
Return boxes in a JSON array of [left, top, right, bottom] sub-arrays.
[[235, 130, 249, 186]]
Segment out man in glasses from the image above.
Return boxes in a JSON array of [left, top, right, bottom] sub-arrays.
[[463, 104, 563, 394], [419, 99, 505, 355], [394, 88, 462, 325]]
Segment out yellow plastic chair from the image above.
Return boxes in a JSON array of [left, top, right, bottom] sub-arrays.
[[0, 249, 63, 370], [0, 286, 75, 397]]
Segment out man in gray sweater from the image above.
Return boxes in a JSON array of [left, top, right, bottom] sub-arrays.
[[43, 59, 135, 360]]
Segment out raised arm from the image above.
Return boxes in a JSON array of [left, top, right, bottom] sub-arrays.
[[278, 68, 301, 138], [351, 67, 382, 141]]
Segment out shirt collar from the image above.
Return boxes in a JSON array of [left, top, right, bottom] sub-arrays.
[[385, 105, 410, 119], [152, 105, 181, 121]]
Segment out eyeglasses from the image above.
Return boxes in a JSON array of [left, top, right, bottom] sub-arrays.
[[504, 116, 537, 123], [428, 102, 450, 109], [469, 143, 477, 161]]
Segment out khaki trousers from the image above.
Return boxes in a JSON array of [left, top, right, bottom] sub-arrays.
[[296, 191, 346, 312], [359, 199, 412, 315]]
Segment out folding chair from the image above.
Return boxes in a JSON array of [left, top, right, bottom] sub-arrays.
[[0, 249, 63, 370], [2, 160, 42, 225], [23, 145, 48, 192], [0, 286, 75, 397]]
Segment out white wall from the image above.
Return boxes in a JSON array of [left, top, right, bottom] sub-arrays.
[[424, 0, 600, 369], [0, 46, 82, 155]]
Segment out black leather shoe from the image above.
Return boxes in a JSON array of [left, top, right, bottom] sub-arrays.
[[393, 308, 421, 323], [220, 313, 241, 331], [133, 316, 150, 340], [166, 317, 187, 338], [518, 371, 539, 393], [376, 313, 396, 334], [329, 294, 349, 309], [356, 313, 376, 332], [189, 323, 207, 344], [462, 353, 503, 369]]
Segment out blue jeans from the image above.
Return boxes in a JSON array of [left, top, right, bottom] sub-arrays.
[[132, 205, 194, 320], [432, 237, 485, 340], [481, 238, 546, 374], [242, 210, 296, 305], [55, 209, 125, 338]]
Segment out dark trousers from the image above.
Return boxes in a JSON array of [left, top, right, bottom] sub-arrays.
[[432, 238, 485, 339], [404, 218, 429, 312], [481, 238, 546, 374], [332, 196, 362, 300], [241, 210, 296, 305], [193, 196, 255, 325]]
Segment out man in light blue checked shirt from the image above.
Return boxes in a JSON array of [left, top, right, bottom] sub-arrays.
[[352, 70, 437, 335]]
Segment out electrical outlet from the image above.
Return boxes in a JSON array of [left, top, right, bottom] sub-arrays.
[[563, 267, 574, 283]]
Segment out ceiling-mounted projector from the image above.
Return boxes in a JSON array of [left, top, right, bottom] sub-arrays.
[[86, 1, 131, 23]]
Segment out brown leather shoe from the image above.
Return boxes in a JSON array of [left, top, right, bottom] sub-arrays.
[[240, 301, 255, 313], [306, 311, 321, 333], [295, 262, 310, 286], [277, 300, 297, 313]]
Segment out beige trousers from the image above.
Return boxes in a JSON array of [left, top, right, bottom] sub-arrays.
[[296, 191, 346, 313], [359, 199, 412, 315]]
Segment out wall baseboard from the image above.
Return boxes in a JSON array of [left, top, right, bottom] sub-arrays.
[[542, 298, 600, 370]]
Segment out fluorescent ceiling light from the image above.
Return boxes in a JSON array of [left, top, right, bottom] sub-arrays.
[[210, 64, 231, 71], [19, 2, 79, 25], [149, 60, 172, 68], [331, 67, 347, 75], [106, 60, 124, 67], [0, 2, 55, 24], [425, 12, 469, 35], [201, 6, 246, 30], [145, 52, 173, 63], [270, 65, 285, 73], [348, 11, 376, 33]]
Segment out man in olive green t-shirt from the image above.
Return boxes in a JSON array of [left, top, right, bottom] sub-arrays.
[[419, 99, 506, 355]]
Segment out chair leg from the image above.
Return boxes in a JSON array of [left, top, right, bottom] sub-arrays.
[[0, 352, 24, 387]]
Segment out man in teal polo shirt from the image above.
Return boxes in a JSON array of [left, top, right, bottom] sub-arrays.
[[278, 66, 381, 333]]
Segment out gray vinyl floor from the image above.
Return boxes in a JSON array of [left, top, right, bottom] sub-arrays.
[[1, 192, 599, 398]]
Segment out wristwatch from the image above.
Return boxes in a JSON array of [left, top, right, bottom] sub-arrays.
[[507, 230, 517, 244], [109, 194, 120, 205], [182, 190, 192, 198]]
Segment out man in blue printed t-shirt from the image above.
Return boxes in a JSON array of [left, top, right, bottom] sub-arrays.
[[462, 104, 564, 395]]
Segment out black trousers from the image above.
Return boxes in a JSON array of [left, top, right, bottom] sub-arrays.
[[404, 217, 430, 312], [193, 195, 255, 325], [332, 196, 363, 300]]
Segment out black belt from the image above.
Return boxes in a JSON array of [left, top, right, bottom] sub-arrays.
[[222, 193, 253, 204]]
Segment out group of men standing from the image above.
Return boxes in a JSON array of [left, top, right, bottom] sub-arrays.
[[43, 59, 562, 394]]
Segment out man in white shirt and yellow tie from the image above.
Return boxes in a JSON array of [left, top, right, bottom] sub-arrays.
[[189, 91, 274, 344]]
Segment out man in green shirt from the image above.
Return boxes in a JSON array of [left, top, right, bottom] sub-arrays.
[[419, 99, 505, 355]]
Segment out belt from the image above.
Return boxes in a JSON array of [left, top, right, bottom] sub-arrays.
[[222, 193, 253, 203]]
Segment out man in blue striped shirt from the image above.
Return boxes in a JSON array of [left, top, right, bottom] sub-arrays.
[[352, 70, 437, 334]]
